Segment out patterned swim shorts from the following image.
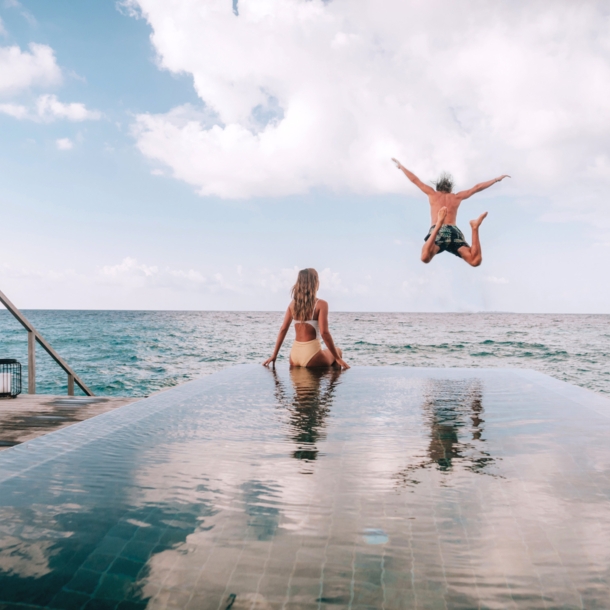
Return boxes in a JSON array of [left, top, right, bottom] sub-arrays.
[[424, 224, 469, 258]]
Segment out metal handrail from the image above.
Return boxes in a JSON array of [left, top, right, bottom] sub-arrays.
[[0, 289, 94, 396]]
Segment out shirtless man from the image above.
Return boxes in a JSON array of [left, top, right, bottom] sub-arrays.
[[392, 159, 510, 266]]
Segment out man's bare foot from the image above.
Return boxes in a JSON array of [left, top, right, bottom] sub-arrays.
[[470, 211, 488, 230], [437, 206, 448, 226]]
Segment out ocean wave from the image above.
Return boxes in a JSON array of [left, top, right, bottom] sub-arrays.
[[0, 311, 608, 396]]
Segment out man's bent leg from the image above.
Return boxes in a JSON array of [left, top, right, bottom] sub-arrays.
[[421, 207, 447, 264], [460, 212, 487, 267], [457, 245, 479, 266], [421, 238, 440, 263]]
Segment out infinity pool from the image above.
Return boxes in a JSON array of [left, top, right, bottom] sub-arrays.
[[1, 365, 610, 609]]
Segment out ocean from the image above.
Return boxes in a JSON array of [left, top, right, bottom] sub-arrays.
[[0, 311, 608, 396]]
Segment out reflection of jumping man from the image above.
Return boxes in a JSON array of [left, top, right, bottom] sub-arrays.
[[392, 159, 509, 267]]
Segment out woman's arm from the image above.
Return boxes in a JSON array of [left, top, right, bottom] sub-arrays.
[[318, 301, 350, 369], [263, 305, 293, 367]]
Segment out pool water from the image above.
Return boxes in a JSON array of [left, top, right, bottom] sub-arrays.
[[1, 365, 610, 609]]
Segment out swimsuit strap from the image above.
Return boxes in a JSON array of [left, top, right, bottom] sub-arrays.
[[310, 299, 318, 321], [296, 300, 319, 328]]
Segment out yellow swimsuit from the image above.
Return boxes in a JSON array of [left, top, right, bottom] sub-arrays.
[[290, 306, 322, 367], [290, 337, 322, 367]]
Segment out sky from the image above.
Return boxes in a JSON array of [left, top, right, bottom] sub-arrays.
[[0, 0, 609, 313]]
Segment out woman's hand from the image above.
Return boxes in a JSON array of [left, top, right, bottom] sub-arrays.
[[335, 358, 350, 370], [263, 355, 277, 367]]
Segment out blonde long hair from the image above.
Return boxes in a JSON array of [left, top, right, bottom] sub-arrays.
[[291, 268, 319, 321]]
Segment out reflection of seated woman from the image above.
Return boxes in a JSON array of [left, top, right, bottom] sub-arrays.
[[270, 367, 341, 464], [263, 268, 349, 369], [286, 366, 342, 411]]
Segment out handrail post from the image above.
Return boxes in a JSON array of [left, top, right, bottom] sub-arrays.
[[0, 288, 94, 396], [68, 374, 74, 396], [28, 330, 36, 394]]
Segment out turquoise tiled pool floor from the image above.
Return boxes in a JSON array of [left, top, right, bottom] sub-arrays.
[[1, 365, 610, 609]]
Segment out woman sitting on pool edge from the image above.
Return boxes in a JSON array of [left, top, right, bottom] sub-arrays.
[[263, 268, 350, 369]]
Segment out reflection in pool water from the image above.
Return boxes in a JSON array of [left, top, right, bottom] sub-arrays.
[[271, 367, 341, 467], [1, 365, 610, 608], [395, 378, 499, 488]]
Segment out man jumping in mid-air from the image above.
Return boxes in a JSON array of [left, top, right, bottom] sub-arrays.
[[392, 159, 510, 267]]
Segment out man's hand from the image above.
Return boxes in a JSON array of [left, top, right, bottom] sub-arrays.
[[496, 175, 511, 182], [391, 158, 402, 169], [263, 355, 276, 367]]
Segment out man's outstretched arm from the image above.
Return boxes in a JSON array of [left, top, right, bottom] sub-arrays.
[[457, 175, 510, 200], [392, 158, 436, 196]]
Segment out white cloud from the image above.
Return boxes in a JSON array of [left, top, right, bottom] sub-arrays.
[[319, 267, 347, 294], [0, 261, 79, 282], [100, 257, 158, 282], [0, 94, 102, 122], [484, 276, 509, 285], [96, 258, 347, 299], [254, 266, 298, 293], [0, 102, 27, 118], [98, 257, 214, 291], [126, 0, 610, 220], [3, 0, 36, 26], [0, 39, 99, 124], [116, 0, 141, 19], [55, 137, 73, 151], [2, 251, 609, 312], [35, 94, 101, 122], [0, 43, 61, 95]]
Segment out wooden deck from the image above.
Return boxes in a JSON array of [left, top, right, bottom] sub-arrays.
[[0, 393, 138, 450]]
